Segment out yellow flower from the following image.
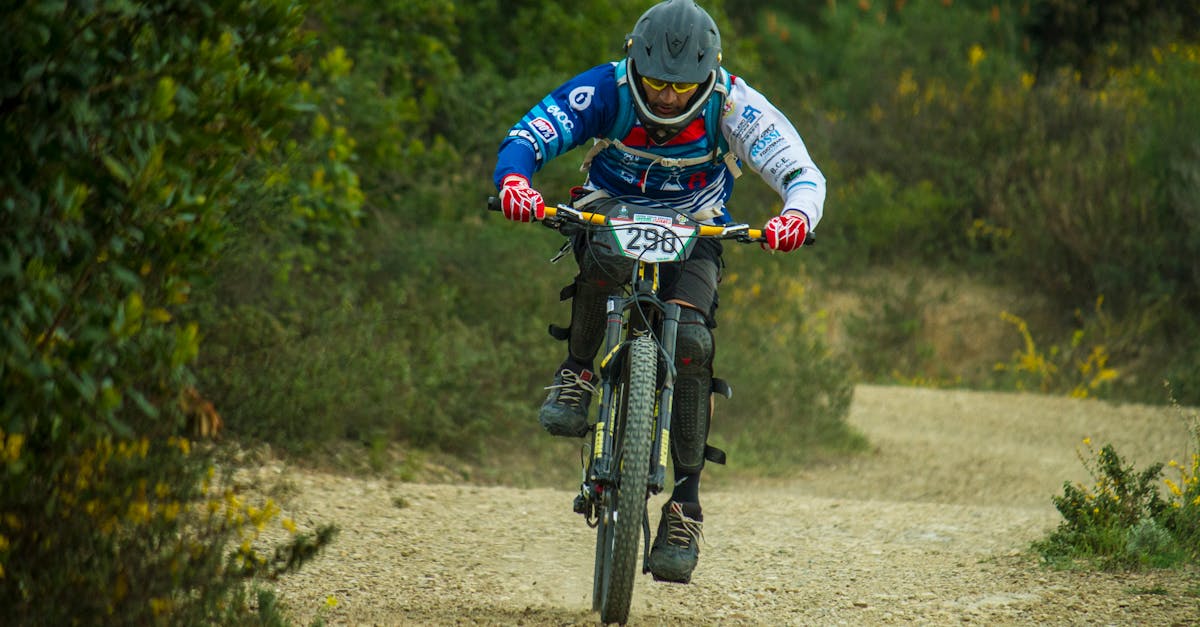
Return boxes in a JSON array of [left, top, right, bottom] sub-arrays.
[[4, 433, 23, 461], [326, 595, 339, 608], [968, 44, 985, 68], [896, 69, 918, 97]]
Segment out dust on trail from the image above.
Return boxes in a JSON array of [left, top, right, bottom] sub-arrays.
[[260, 385, 1199, 625]]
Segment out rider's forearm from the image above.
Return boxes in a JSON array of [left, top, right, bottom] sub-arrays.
[[722, 77, 827, 228], [782, 167, 826, 228], [493, 139, 539, 189]]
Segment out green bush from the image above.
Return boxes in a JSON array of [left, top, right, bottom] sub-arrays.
[[1, 2, 337, 622], [713, 248, 866, 471], [823, 171, 958, 267], [1035, 438, 1196, 569]]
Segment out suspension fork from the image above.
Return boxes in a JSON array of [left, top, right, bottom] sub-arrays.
[[589, 262, 678, 493], [649, 301, 680, 494], [591, 293, 628, 483]]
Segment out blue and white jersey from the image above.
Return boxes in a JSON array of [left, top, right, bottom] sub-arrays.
[[495, 62, 826, 228]]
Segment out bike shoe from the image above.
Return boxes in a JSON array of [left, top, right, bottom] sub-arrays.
[[647, 501, 703, 584], [537, 362, 598, 437]]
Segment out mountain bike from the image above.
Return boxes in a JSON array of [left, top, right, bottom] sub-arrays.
[[488, 194, 770, 625]]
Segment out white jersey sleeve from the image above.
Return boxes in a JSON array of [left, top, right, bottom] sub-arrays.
[[722, 77, 827, 229]]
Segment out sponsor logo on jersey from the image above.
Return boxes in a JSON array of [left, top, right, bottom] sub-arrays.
[[750, 124, 782, 160], [508, 128, 542, 160], [768, 156, 797, 177], [546, 104, 574, 130], [529, 117, 558, 143], [569, 86, 595, 111]]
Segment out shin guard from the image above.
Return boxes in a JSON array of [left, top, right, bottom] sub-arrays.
[[670, 308, 714, 474], [566, 280, 613, 365]]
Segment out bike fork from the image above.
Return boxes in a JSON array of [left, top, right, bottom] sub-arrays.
[[650, 301, 681, 493]]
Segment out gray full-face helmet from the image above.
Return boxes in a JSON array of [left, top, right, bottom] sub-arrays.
[[625, 0, 722, 145]]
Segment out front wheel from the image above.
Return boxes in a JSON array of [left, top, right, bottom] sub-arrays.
[[595, 335, 656, 625]]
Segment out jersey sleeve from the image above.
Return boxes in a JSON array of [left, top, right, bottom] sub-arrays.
[[493, 64, 619, 187], [721, 76, 827, 229]]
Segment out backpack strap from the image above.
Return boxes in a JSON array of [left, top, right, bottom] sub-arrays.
[[707, 68, 741, 178], [580, 60, 636, 172]]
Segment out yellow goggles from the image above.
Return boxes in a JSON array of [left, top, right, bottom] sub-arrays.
[[641, 76, 700, 94]]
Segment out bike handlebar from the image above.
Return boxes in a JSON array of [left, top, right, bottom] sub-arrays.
[[486, 196, 769, 243]]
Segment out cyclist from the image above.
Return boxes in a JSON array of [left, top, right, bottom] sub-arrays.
[[493, 0, 825, 584]]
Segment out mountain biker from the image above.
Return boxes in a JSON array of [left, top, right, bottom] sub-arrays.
[[493, 0, 825, 584]]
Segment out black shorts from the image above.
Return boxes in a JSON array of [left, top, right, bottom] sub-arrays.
[[573, 234, 723, 326]]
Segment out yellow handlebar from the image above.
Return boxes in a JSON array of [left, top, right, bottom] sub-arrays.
[[542, 205, 764, 241]]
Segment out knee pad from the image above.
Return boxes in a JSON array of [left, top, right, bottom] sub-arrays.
[[671, 308, 714, 473], [675, 308, 714, 375]]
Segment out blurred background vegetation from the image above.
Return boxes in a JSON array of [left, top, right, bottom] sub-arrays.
[[2, 0, 1198, 622]]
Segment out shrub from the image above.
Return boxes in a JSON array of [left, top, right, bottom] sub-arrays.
[[1, 2, 338, 622], [1157, 390, 1200, 560], [1035, 436, 1196, 570], [714, 249, 865, 471], [991, 300, 1120, 399]]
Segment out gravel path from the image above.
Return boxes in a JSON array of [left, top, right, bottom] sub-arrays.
[[257, 385, 1199, 625]]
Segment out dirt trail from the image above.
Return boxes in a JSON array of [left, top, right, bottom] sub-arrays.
[[260, 385, 1199, 625]]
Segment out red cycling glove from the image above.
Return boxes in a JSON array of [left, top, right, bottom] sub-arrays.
[[763, 212, 808, 252], [499, 174, 546, 222]]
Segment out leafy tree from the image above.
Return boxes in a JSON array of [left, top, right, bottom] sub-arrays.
[[1, 1, 341, 622]]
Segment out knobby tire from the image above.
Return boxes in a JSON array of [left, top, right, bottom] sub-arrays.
[[597, 335, 656, 625]]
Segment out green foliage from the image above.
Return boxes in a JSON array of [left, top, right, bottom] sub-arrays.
[[731, 1, 1200, 402], [1023, 0, 1200, 85], [826, 172, 958, 266], [715, 248, 866, 470], [991, 300, 1121, 399], [1157, 395, 1200, 561], [199, 215, 570, 458], [841, 276, 941, 383], [13, 1, 1200, 615], [452, 0, 669, 77], [1035, 438, 1197, 569], [1, 1, 340, 622], [304, 0, 461, 218], [193, 0, 1200, 475]]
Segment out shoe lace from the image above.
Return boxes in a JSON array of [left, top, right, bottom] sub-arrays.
[[665, 502, 703, 547], [545, 369, 599, 409]]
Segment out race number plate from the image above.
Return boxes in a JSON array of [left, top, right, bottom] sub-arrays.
[[607, 214, 698, 263]]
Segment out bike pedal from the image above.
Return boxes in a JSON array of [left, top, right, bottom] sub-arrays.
[[573, 493, 588, 514]]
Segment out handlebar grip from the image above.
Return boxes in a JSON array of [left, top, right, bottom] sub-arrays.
[[487, 196, 501, 212]]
